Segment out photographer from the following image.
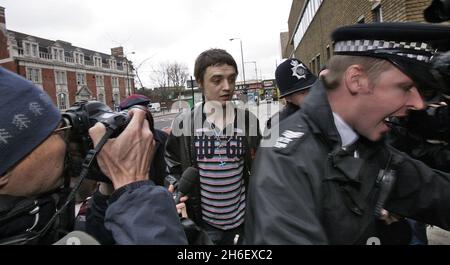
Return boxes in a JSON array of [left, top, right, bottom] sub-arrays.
[[85, 94, 173, 244], [0, 67, 186, 244]]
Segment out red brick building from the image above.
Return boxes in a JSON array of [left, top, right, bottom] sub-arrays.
[[282, 0, 434, 74], [0, 6, 135, 110]]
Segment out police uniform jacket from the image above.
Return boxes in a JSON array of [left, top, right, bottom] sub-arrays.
[[244, 79, 450, 244]]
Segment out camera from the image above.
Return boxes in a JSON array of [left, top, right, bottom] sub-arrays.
[[62, 100, 153, 182]]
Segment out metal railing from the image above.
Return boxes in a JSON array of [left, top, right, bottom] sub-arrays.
[[14, 47, 130, 73]]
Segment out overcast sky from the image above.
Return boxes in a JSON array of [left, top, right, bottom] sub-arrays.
[[2, 0, 292, 88]]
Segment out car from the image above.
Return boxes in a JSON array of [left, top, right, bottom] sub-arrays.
[[148, 102, 161, 112]]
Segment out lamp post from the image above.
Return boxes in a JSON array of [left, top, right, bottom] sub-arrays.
[[229, 38, 246, 95]]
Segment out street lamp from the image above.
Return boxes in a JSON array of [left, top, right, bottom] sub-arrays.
[[229, 38, 246, 93]]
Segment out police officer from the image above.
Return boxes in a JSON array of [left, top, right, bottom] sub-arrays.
[[244, 22, 450, 245], [266, 58, 317, 130]]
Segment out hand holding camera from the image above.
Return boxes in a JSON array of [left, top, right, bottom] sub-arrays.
[[89, 107, 156, 189]]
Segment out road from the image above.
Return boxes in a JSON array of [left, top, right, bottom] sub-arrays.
[[153, 102, 280, 132]]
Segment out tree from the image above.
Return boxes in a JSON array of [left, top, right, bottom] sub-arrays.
[[149, 61, 189, 101], [168, 62, 188, 89]]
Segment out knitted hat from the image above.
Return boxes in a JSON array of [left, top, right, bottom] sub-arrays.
[[119, 94, 150, 110], [275, 58, 317, 98], [0, 67, 61, 176]]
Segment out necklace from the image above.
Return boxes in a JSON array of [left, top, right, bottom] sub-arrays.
[[209, 122, 233, 167]]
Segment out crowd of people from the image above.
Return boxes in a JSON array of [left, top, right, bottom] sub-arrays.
[[2, 18, 450, 245]]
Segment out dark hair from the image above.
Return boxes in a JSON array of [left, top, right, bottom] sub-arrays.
[[194, 49, 238, 85]]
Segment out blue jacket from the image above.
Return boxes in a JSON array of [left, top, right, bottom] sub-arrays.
[[104, 180, 187, 244]]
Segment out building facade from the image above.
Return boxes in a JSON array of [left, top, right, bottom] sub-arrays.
[[282, 0, 433, 74], [0, 6, 135, 110]]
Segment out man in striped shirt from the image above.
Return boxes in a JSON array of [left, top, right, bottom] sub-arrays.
[[165, 49, 261, 245]]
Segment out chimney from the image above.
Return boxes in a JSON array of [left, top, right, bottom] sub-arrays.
[[111, 46, 124, 57], [0, 6, 5, 24], [0, 6, 10, 60]]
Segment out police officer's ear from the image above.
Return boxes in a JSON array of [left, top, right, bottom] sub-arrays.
[[344, 65, 370, 95]]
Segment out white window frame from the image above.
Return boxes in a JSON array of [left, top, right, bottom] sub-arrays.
[[111, 76, 119, 88], [26, 67, 42, 84], [76, 72, 86, 85], [372, 2, 383, 22], [23, 41, 39, 58], [74, 52, 85, 65], [292, 0, 324, 50], [94, 56, 102, 68], [55, 70, 67, 85], [95, 75, 104, 87], [109, 59, 117, 70], [52, 47, 65, 61]]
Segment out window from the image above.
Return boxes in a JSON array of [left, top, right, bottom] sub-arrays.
[[94, 56, 102, 68], [95, 75, 104, 87], [112, 77, 119, 87], [357, 15, 365, 24], [292, 0, 324, 49], [316, 54, 321, 74], [52, 47, 65, 61], [26, 67, 42, 84], [125, 77, 132, 91], [372, 3, 383, 22], [55, 71, 67, 85], [31, 44, 38, 57], [23, 41, 39, 57], [74, 52, 84, 65], [57, 93, 69, 110], [109, 59, 117, 70], [311, 59, 316, 75], [76, 72, 86, 85]]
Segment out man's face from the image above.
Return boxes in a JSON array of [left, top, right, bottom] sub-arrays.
[[353, 66, 425, 141], [200, 64, 237, 106], [1, 133, 67, 197], [286, 89, 310, 107]]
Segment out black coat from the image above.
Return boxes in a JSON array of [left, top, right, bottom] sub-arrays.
[[244, 80, 450, 244]]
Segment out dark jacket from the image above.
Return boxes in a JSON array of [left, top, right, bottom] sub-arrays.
[[0, 187, 74, 245], [164, 104, 261, 227], [244, 79, 450, 244], [104, 180, 187, 244], [266, 102, 300, 130], [85, 129, 168, 244]]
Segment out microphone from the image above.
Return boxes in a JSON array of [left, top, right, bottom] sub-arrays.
[[53, 231, 100, 245], [174, 167, 199, 204]]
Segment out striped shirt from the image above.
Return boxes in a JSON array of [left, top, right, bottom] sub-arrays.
[[194, 124, 246, 230]]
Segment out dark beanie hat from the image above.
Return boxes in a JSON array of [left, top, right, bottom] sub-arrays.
[[0, 67, 61, 176], [119, 94, 150, 110], [275, 58, 317, 98]]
